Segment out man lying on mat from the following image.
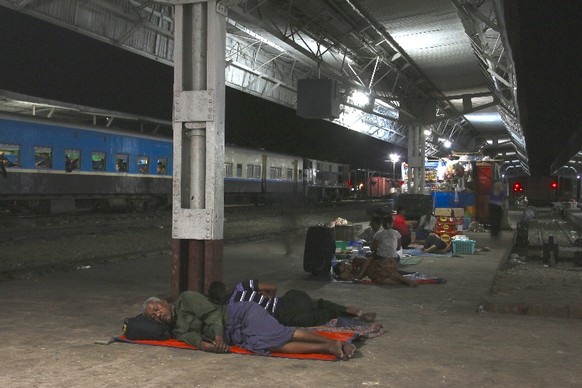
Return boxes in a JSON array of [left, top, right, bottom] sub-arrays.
[[142, 291, 356, 360], [207, 280, 376, 327]]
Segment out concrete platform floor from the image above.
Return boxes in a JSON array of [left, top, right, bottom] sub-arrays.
[[1, 216, 582, 387]]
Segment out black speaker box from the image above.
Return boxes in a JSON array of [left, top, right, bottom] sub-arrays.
[[296, 79, 340, 119]]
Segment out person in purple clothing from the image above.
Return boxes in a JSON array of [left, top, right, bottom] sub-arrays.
[[143, 291, 356, 360], [488, 181, 507, 238]]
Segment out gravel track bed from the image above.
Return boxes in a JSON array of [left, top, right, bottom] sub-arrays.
[[0, 204, 371, 278]]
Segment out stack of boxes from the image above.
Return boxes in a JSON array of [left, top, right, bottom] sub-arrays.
[[434, 208, 464, 243]]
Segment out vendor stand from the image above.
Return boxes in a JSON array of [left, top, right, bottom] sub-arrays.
[[402, 154, 504, 239]]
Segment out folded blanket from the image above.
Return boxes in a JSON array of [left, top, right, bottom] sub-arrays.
[[305, 317, 385, 339], [114, 330, 357, 361]]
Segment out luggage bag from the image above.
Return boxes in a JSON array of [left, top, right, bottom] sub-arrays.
[[303, 225, 336, 276]]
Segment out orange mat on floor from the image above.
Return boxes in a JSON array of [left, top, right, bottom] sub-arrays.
[[114, 330, 356, 361]]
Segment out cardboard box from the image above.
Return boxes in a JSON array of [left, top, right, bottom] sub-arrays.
[[434, 207, 465, 217]]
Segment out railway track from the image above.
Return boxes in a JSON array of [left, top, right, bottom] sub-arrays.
[[0, 199, 379, 242], [518, 207, 582, 263], [0, 199, 377, 278]]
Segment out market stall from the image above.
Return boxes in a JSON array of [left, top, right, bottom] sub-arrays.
[[402, 154, 504, 229]]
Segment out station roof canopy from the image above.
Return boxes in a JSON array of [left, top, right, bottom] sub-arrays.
[[0, 0, 578, 177]]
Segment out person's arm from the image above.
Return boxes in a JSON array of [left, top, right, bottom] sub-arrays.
[[393, 229, 402, 251], [354, 258, 370, 280], [198, 335, 229, 353], [239, 279, 276, 297], [174, 291, 225, 350]]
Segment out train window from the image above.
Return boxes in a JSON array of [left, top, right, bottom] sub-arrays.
[[34, 146, 52, 168], [286, 168, 293, 180], [247, 164, 261, 179], [91, 152, 106, 171], [65, 149, 80, 172], [270, 166, 282, 179], [138, 156, 149, 174], [115, 153, 128, 172], [157, 158, 168, 175], [236, 163, 242, 177], [0, 143, 20, 167], [224, 162, 233, 177]]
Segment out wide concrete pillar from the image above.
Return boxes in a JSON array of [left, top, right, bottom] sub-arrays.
[[398, 98, 434, 195], [169, 0, 226, 298], [406, 125, 427, 194]]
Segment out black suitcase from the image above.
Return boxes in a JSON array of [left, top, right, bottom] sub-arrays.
[[303, 225, 336, 276]]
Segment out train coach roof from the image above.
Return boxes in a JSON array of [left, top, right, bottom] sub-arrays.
[[0, 89, 172, 139]]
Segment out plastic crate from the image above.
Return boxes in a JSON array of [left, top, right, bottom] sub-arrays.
[[452, 239, 476, 254]]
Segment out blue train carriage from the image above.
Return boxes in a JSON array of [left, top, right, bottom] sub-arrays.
[[303, 158, 350, 204], [223, 145, 303, 205], [0, 115, 172, 213]]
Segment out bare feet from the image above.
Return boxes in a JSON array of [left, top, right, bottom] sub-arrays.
[[330, 341, 356, 360], [341, 342, 356, 360]]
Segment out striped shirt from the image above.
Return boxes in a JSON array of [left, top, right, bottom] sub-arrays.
[[228, 279, 278, 315]]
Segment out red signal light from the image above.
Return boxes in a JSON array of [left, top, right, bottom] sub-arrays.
[[550, 181, 558, 190], [513, 182, 522, 192]]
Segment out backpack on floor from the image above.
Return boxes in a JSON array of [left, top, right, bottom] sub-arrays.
[[123, 313, 171, 340]]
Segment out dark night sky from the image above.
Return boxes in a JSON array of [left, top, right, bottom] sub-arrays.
[[507, 0, 582, 176], [0, 7, 401, 172]]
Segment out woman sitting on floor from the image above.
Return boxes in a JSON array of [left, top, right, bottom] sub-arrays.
[[421, 233, 452, 254], [333, 215, 416, 287]]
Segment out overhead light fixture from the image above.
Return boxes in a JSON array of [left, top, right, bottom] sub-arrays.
[[465, 112, 502, 123], [389, 153, 400, 163], [437, 137, 452, 148], [442, 139, 452, 148], [348, 90, 374, 110]]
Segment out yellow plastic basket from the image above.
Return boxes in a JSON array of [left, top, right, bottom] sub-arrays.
[[452, 240, 476, 254]]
